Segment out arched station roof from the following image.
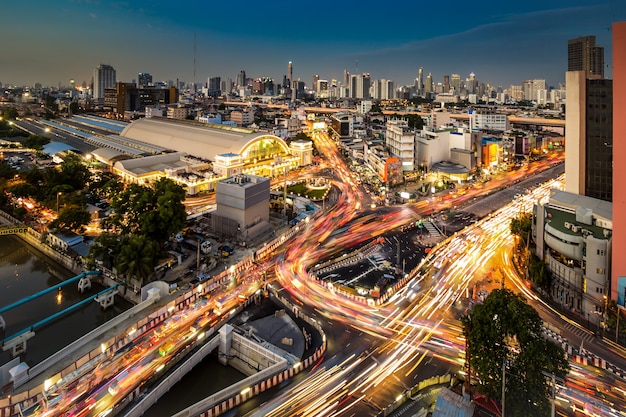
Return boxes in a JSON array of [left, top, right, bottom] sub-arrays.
[[120, 118, 289, 161]]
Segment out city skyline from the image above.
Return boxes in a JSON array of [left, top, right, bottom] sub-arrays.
[[1, 0, 624, 89]]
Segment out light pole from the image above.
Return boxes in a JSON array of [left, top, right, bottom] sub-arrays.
[[617, 304, 626, 343], [56, 192, 62, 212], [603, 295, 608, 337]]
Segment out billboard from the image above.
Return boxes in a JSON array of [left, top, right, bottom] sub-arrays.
[[618, 277, 626, 307]]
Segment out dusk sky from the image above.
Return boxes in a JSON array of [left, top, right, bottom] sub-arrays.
[[2, 0, 624, 89]]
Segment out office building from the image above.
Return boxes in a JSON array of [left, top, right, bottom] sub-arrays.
[[417, 67, 424, 96], [207, 76, 221, 97], [470, 111, 509, 132], [450, 74, 461, 94], [522, 79, 546, 102], [349, 73, 370, 99], [93, 64, 116, 100], [564, 71, 613, 202], [114, 82, 178, 114], [138, 72, 152, 87], [443, 75, 450, 93], [568, 35, 605, 78], [311, 74, 319, 93], [425, 73, 433, 95], [612, 22, 626, 307], [236, 70, 247, 87]]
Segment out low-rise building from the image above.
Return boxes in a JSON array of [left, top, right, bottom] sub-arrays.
[[533, 190, 612, 324]]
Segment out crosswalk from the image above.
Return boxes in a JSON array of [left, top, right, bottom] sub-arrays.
[[423, 221, 441, 237], [560, 321, 596, 343]]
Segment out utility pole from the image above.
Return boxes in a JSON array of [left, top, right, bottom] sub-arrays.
[[501, 357, 506, 417]]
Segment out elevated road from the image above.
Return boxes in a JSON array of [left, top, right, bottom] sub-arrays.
[[223, 101, 565, 127]]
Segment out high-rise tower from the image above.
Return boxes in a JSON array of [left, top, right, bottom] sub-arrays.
[[417, 67, 424, 96], [611, 22, 626, 307], [565, 33, 612, 202], [93, 64, 116, 99], [565, 71, 613, 202], [288, 61, 293, 84], [237, 70, 246, 88], [568, 35, 605, 77]]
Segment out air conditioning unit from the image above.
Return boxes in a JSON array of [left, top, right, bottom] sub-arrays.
[[571, 225, 580, 233], [564, 222, 571, 229], [603, 229, 611, 238], [582, 229, 591, 237]]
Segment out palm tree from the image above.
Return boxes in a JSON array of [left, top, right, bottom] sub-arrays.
[[115, 235, 159, 289]]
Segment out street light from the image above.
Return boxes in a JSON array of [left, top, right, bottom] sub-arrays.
[[56, 192, 62, 212], [617, 304, 626, 343]]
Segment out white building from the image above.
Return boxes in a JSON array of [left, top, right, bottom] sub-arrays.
[[470, 111, 509, 131], [385, 119, 416, 171], [359, 100, 373, 114], [533, 190, 612, 323]]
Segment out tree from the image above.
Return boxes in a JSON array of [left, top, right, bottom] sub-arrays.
[[292, 132, 311, 141], [115, 234, 159, 287], [139, 177, 187, 244], [2, 107, 18, 120], [109, 178, 186, 247], [461, 289, 569, 417], [0, 160, 16, 179], [510, 212, 532, 248], [86, 232, 119, 269], [89, 171, 123, 197], [528, 253, 552, 291], [49, 205, 91, 233], [389, 113, 424, 130], [23, 134, 50, 150]]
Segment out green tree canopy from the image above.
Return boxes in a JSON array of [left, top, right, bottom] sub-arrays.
[[510, 212, 532, 247], [0, 160, 16, 180], [109, 178, 187, 247], [49, 205, 91, 233], [389, 113, 424, 130], [89, 171, 124, 197], [2, 107, 18, 120], [23, 134, 50, 150], [86, 232, 119, 269], [115, 234, 160, 287], [461, 289, 569, 417]]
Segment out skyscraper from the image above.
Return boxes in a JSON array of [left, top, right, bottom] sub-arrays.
[[568, 35, 604, 78], [311, 74, 319, 93], [417, 67, 424, 96], [451, 74, 461, 93], [424, 73, 433, 94], [288, 61, 293, 84], [93, 64, 116, 100], [236, 70, 246, 88], [443, 75, 450, 93], [565, 70, 613, 202], [611, 22, 626, 307]]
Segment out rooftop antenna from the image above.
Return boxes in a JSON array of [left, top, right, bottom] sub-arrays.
[[355, 59, 359, 74]]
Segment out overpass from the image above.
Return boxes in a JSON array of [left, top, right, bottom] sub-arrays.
[[0, 225, 30, 236], [223, 101, 565, 128]]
